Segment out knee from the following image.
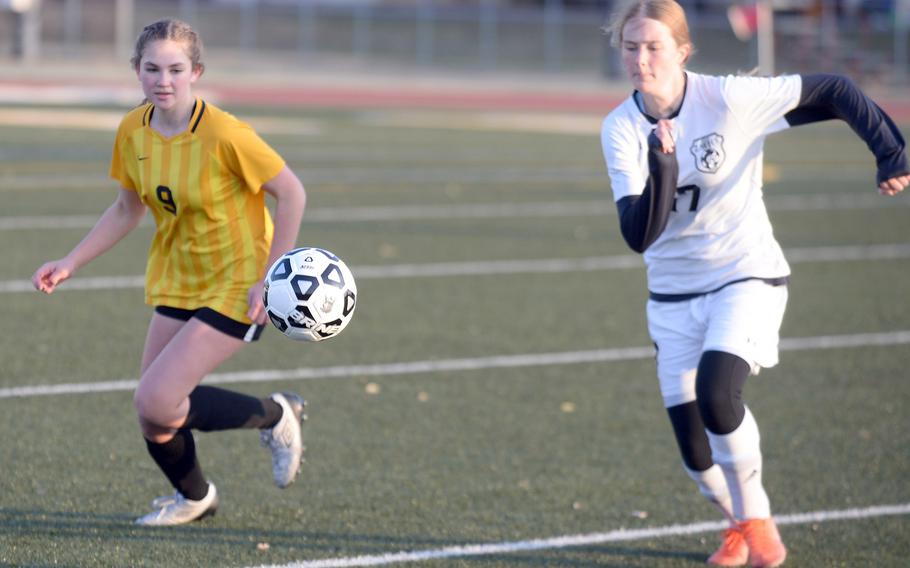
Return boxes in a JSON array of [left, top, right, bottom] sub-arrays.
[[132, 386, 180, 431], [133, 388, 157, 423], [695, 351, 750, 434], [133, 393, 180, 442], [696, 386, 738, 432]]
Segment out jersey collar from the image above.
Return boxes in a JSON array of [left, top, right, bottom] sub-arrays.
[[188, 98, 207, 133], [632, 71, 688, 124], [141, 98, 207, 134]]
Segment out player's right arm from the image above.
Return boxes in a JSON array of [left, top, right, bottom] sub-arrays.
[[603, 111, 679, 254], [615, 120, 678, 253], [32, 188, 146, 294]]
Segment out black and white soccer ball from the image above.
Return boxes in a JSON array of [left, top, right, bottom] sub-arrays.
[[263, 247, 357, 342]]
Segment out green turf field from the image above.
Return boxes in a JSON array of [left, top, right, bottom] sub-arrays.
[[0, 103, 908, 567]]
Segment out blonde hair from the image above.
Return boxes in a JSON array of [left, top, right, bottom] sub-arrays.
[[130, 19, 205, 74], [606, 0, 693, 59]]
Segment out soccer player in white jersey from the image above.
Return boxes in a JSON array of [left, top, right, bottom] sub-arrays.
[[600, 2, 908, 566]]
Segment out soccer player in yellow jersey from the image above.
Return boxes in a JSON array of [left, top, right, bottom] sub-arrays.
[[31, 19, 309, 525]]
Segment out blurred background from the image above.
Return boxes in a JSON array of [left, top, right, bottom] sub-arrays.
[[1, 0, 908, 90], [1, 4, 909, 567]]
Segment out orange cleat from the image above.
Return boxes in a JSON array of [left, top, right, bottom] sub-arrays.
[[707, 526, 749, 566], [740, 518, 787, 567]]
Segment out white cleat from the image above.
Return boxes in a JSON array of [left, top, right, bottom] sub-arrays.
[[134, 482, 218, 526], [260, 392, 306, 488]]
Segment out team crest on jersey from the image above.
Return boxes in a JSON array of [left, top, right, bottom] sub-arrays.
[[690, 133, 726, 174]]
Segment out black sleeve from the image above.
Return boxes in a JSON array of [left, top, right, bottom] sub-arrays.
[[616, 131, 678, 253], [785, 73, 909, 184]]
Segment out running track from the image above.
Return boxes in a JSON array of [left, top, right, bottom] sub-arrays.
[[2, 76, 910, 120]]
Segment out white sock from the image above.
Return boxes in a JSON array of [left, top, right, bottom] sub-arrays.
[[684, 463, 736, 525], [708, 406, 771, 520]]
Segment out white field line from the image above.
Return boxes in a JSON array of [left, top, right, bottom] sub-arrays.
[[1, 194, 905, 231], [1, 330, 908, 400], [0, 168, 606, 191], [0, 275, 147, 293], [246, 502, 910, 568], [0, 107, 322, 136], [0, 103, 590, 136], [361, 109, 601, 135], [0, 201, 614, 231], [2, 243, 910, 294], [0, 168, 888, 190]]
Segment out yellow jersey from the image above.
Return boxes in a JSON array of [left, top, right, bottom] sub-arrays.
[[109, 99, 285, 322]]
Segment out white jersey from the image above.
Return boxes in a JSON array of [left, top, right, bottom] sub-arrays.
[[601, 72, 802, 295]]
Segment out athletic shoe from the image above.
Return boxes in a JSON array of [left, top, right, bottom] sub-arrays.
[[707, 526, 749, 566], [134, 482, 218, 526], [260, 392, 306, 488], [740, 517, 787, 568]]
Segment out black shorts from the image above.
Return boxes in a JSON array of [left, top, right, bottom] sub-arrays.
[[155, 306, 264, 343]]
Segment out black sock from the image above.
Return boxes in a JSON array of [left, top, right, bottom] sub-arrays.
[[144, 430, 208, 501], [184, 385, 282, 432]]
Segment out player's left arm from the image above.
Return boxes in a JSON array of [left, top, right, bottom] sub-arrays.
[[247, 165, 307, 324], [784, 74, 909, 195]]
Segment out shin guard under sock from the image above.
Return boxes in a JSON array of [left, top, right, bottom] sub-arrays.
[[185, 386, 282, 432], [708, 406, 771, 520], [685, 463, 737, 525], [144, 429, 208, 501]]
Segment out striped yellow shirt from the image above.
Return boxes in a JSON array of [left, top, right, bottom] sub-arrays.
[[109, 99, 285, 322]]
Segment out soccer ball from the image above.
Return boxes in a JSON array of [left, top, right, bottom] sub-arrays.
[[263, 247, 357, 342]]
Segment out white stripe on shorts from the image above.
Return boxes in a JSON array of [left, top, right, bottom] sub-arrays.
[[243, 324, 260, 343]]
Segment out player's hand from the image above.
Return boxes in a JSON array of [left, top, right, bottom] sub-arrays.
[[31, 258, 75, 294], [654, 118, 675, 153], [247, 280, 268, 325], [879, 173, 909, 196]]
